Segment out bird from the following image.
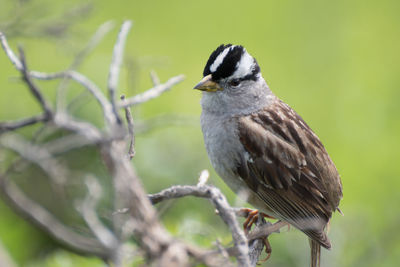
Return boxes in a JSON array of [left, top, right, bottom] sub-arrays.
[[194, 44, 343, 267]]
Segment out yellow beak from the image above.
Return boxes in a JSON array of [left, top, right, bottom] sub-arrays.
[[193, 74, 222, 92]]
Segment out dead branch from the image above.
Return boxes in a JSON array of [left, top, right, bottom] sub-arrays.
[[0, 174, 109, 259], [18, 47, 53, 119], [0, 114, 47, 133], [0, 22, 279, 267], [0, 133, 68, 185], [53, 113, 103, 142], [57, 20, 115, 113], [71, 21, 115, 70], [247, 220, 287, 241], [108, 20, 132, 124], [44, 134, 99, 155], [0, 240, 17, 267], [150, 70, 161, 86], [0, 33, 115, 127], [148, 171, 288, 266], [148, 171, 250, 266], [77, 176, 120, 252], [118, 74, 185, 108]]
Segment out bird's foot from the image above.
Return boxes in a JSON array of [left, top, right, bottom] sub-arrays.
[[240, 208, 275, 234], [240, 208, 276, 263], [258, 237, 272, 263]]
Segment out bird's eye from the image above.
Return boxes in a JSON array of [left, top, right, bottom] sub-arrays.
[[229, 79, 241, 87]]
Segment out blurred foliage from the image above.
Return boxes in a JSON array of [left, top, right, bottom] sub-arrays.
[[0, 0, 400, 266]]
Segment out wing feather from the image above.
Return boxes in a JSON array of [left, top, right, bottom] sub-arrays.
[[236, 99, 342, 249]]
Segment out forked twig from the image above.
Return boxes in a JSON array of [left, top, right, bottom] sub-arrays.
[[0, 22, 272, 266], [108, 20, 133, 124]]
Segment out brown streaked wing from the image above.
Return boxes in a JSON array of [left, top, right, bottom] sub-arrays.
[[236, 99, 341, 248]]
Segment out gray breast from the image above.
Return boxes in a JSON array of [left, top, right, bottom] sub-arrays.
[[200, 112, 245, 192], [201, 111, 279, 216]]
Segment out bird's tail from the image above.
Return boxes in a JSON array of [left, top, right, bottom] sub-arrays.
[[310, 239, 321, 267]]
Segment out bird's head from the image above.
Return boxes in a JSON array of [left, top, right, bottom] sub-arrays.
[[195, 44, 271, 115]]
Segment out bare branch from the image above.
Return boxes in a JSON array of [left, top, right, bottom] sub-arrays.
[[149, 182, 250, 266], [0, 133, 67, 185], [149, 184, 212, 204], [0, 31, 22, 70], [18, 47, 53, 119], [150, 70, 160, 86], [197, 169, 209, 187], [103, 141, 187, 266], [77, 176, 120, 252], [57, 20, 115, 113], [44, 134, 98, 155], [62, 71, 117, 127], [0, 32, 116, 127], [148, 180, 287, 266], [247, 219, 270, 266], [54, 113, 103, 142], [108, 20, 133, 124], [0, 174, 108, 259], [247, 220, 287, 241], [234, 208, 288, 265], [71, 21, 115, 70], [1, 23, 274, 266], [119, 74, 185, 108], [120, 95, 135, 159], [0, 113, 47, 134], [0, 240, 17, 267]]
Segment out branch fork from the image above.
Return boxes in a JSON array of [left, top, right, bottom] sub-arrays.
[[0, 21, 285, 267]]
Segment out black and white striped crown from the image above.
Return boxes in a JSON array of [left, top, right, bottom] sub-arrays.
[[203, 44, 260, 81]]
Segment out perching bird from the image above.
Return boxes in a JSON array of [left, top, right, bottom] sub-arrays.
[[194, 44, 343, 267]]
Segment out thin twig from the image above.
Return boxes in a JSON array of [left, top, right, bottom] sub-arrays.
[[78, 176, 120, 252], [119, 74, 185, 108], [18, 47, 53, 119], [54, 113, 103, 142], [63, 71, 117, 127], [0, 113, 47, 134], [72, 21, 115, 70], [150, 70, 160, 86], [0, 33, 116, 126], [0, 32, 22, 70], [57, 20, 115, 113], [120, 95, 135, 159], [247, 220, 287, 241], [0, 133, 67, 185], [197, 169, 210, 187], [108, 20, 132, 124], [44, 134, 98, 155]]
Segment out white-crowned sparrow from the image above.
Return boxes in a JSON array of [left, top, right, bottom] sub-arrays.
[[195, 44, 343, 267]]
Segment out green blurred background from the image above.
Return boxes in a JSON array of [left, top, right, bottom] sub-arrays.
[[1, 0, 399, 266]]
